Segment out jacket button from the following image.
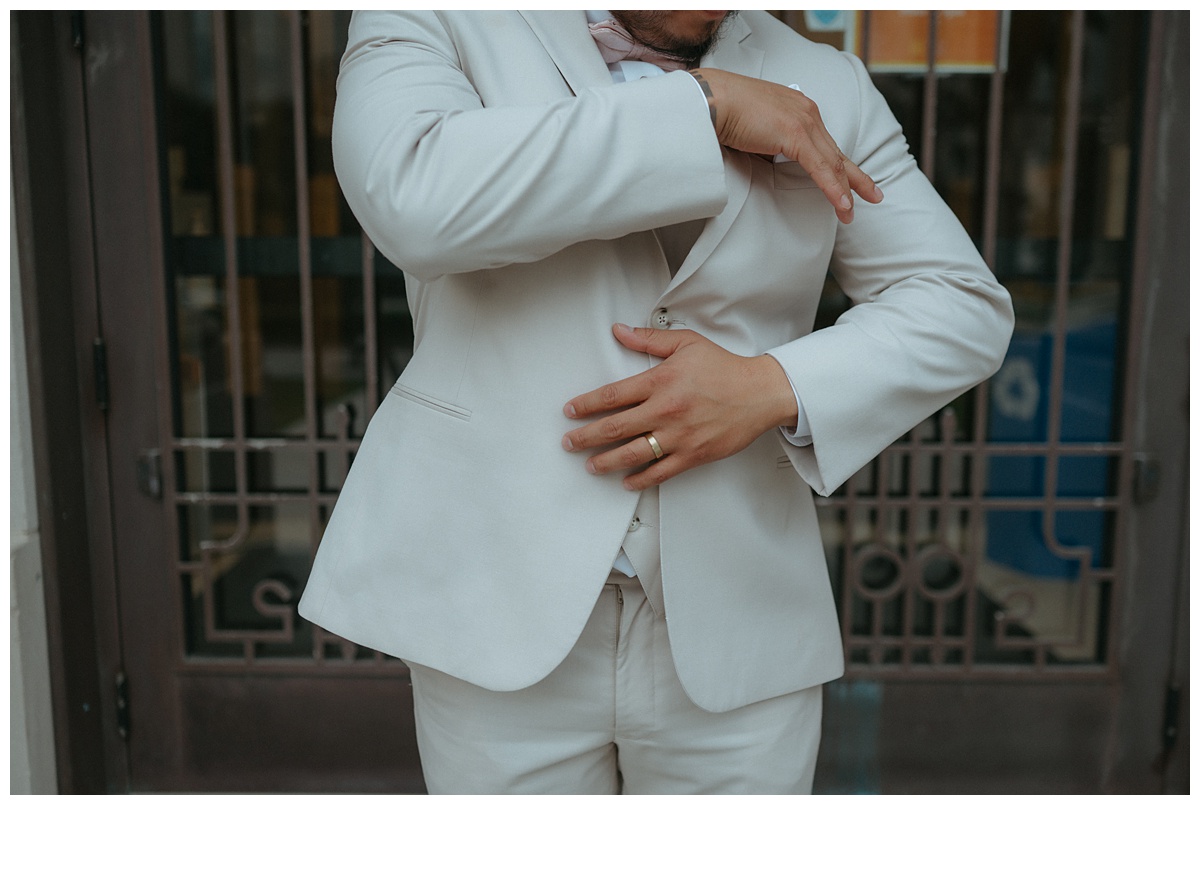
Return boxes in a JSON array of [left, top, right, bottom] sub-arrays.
[[653, 308, 670, 328], [628, 517, 641, 532]]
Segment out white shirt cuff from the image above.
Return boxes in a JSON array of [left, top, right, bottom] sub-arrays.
[[780, 372, 813, 447]]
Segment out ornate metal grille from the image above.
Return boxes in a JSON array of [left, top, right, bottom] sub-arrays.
[[161, 10, 404, 667], [156, 11, 1148, 677], [791, 10, 1146, 676]]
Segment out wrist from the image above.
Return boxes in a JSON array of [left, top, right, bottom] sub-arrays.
[[752, 354, 800, 430], [688, 69, 717, 126]]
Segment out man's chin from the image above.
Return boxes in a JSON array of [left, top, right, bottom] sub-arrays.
[[612, 10, 737, 66]]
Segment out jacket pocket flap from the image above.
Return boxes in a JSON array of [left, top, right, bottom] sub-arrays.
[[389, 382, 473, 420]]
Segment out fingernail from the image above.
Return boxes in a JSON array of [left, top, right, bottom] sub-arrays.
[[562, 435, 574, 451], [564, 403, 576, 418], [586, 460, 598, 475], [839, 195, 852, 210], [874, 185, 884, 201], [614, 323, 632, 334]]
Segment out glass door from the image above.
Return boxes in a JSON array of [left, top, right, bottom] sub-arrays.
[[91, 11, 424, 791], [78, 10, 1181, 792]]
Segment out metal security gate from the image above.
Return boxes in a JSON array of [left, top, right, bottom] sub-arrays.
[[790, 10, 1188, 792], [17, 10, 1185, 792], [787, 10, 1130, 678]]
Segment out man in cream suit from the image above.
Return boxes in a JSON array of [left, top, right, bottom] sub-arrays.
[[298, 10, 1013, 793]]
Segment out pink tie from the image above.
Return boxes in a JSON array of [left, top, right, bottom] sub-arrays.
[[588, 18, 690, 71]]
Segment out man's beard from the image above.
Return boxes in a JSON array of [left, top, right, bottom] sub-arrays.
[[610, 11, 738, 68]]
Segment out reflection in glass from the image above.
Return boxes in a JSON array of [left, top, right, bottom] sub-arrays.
[[797, 10, 1144, 670], [158, 11, 406, 660]]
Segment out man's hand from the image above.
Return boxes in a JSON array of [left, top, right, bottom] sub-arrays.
[[691, 68, 883, 224], [562, 323, 798, 491]]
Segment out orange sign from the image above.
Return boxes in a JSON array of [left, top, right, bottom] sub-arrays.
[[852, 10, 1007, 73]]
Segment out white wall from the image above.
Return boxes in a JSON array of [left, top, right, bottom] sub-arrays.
[[10, 177, 59, 794]]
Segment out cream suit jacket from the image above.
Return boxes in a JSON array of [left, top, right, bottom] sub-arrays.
[[297, 10, 1014, 713]]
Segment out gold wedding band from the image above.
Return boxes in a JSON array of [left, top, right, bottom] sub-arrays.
[[644, 432, 664, 460]]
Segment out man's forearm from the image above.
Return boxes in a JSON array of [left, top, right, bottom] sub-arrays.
[[336, 14, 728, 279]]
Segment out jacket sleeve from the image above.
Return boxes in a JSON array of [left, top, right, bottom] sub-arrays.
[[332, 10, 729, 281], [767, 51, 1014, 495]]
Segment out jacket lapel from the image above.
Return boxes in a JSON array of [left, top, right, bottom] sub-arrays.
[[518, 11, 765, 297], [662, 14, 764, 296], [704, 14, 764, 84], [518, 10, 614, 95]]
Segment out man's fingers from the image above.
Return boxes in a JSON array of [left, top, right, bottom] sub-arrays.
[[610, 322, 691, 357], [584, 436, 684, 490], [563, 326, 695, 421], [849, 160, 885, 204], [811, 170, 855, 224], [781, 128, 856, 222], [580, 432, 665, 475], [810, 157, 882, 222], [622, 456, 681, 491], [779, 91, 882, 222], [563, 371, 651, 421], [562, 398, 656, 452]]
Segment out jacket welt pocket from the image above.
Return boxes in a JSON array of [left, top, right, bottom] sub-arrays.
[[773, 162, 820, 190], [389, 382, 472, 421]]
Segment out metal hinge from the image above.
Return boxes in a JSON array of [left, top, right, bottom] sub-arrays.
[[136, 449, 163, 500], [93, 337, 109, 411], [1161, 683, 1180, 755], [1132, 453, 1161, 504], [71, 11, 84, 51], [114, 671, 130, 741]]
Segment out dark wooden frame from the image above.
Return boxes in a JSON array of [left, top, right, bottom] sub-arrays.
[[12, 9, 1187, 793], [1103, 9, 1190, 793], [11, 11, 129, 793]]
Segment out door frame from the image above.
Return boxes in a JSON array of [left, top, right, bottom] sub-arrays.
[[11, 10, 128, 794], [69, 11, 188, 791], [13, 9, 1188, 793], [1103, 8, 1189, 793]]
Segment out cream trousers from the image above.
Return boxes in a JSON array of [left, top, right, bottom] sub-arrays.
[[405, 573, 823, 794]]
